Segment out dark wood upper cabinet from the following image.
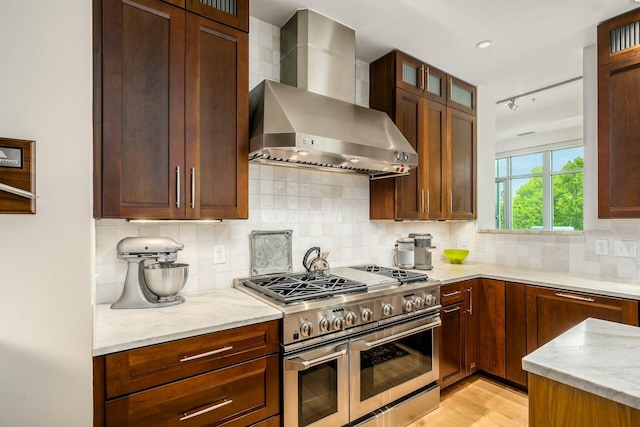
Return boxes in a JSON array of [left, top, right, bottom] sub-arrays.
[[185, 13, 248, 219], [369, 50, 476, 221], [394, 90, 426, 219], [598, 8, 640, 218], [185, 0, 249, 32], [446, 108, 477, 219], [101, 0, 186, 219], [96, 0, 248, 219], [447, 75, 476, 115]]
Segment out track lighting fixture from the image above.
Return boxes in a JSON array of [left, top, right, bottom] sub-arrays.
[[507, 98, 519, 111]]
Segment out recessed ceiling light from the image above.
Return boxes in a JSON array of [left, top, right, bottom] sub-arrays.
[[476, 40, 492, 49]]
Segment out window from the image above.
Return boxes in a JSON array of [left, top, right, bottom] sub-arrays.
[[495, 146, 583, 230]]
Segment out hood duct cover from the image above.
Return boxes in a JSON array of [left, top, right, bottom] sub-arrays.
[[248, 9, 417, 179]]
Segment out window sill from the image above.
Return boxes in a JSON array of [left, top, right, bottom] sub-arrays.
[[478, 229, 584, 236]]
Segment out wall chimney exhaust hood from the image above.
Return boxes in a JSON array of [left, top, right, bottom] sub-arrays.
[[249, 9, 417, 179]]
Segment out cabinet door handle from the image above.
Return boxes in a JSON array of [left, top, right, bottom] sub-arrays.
[[427, 189, 430, 213], [468, 287, 473, 315], [179, 399, 233, 421], [176, 166, 180, 208], [449, 77, 453, 100], [554, 292, 595, 303], [444, 306, 460, 314], [190, 167, 195, 209], [421, 189, 425, 213], [420, 65, 425, 90], [180, 345, 233, 362], [426, 67, 430, 91], [442, 290, 461, 298], [449, 191, 453, 213]]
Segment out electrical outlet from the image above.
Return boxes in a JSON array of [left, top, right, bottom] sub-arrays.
[[461, 235, 469, 247], [595, 240, 608, 256], [614, 240, 636, 258], [213, 244, 226, 264]]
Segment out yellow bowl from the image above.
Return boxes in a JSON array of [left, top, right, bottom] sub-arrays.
[[444, 249, 469, 264]]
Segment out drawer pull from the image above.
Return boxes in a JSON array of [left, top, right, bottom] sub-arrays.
[[442, 290, 461, 298], [179, 399, 233, 421], [554, 292, 595, 303], [444, 306, 461, 314], [180, 346, 233, 362]]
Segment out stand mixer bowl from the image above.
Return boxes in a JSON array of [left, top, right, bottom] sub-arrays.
[[143, 263, 189, 301]]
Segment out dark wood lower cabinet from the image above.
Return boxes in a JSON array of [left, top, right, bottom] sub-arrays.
[[93, 321, 281, 427], [440, 300, 466, 388], [475, 279, 506, 378], [526, 286, 639, 352], [439, 280, 638, 391], [505, 282, 527, 387], [105, 355, 279, 427]]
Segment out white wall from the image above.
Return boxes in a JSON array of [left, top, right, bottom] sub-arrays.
[[0, 1, 93, 426]]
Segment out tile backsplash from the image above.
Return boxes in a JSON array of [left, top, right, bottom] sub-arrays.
[[95, 166, 452, 303]]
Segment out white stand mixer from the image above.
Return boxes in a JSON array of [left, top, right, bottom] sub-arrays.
[[111, 237, 188, 309]]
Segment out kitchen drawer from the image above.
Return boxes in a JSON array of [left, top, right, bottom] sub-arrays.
[[106, 354, 279, 427], [440, 282, 465, 305], [105, 320, 279, 398]]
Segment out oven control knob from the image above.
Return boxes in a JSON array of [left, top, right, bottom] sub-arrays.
[[414, 297, 425, 309], [403, 300, 415, 312], [425, 295, 436, 306], [361, 308, 373, 322], [300, 321, 313, 337], [319, 317, 330, 332], [345, 311, 358, 326], [332, 317, 345, 330], [382, 304, 394, 317]]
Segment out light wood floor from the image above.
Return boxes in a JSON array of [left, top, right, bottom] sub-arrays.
[[408, 375, 529, 427]]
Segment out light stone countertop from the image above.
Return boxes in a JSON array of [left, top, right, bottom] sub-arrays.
[[93, 288, 282, 356], [93, 261, 640, 357], [428, 261, 640, 300], [522, 318, 640, 410]]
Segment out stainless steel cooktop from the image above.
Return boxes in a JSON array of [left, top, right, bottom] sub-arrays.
[[234, 265, 441, 348]]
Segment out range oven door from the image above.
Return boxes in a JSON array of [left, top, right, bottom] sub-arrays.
[[283, 341, 349, 427], [349, 314, 441, 422]]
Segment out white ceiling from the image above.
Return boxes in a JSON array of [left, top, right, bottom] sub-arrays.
[[250, 0, 639, 102]]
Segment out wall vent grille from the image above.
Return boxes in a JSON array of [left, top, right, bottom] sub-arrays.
[[610, 20, 640, 54], [199, 0, 236, 16]]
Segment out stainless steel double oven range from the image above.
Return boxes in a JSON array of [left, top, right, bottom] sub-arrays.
[[235, 265, 442, 427]]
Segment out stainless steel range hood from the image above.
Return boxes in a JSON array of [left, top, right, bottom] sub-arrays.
[[249, 9, 417, 179]]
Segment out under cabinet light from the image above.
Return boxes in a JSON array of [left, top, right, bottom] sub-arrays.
[[127, 219, 222, 224]]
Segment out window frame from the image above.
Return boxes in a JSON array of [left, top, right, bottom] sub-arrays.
[[496, 146, 583, 231]]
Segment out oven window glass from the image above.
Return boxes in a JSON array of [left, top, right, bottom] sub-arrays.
[[359, 329, 433, 401], [299, 360, 338, 426]]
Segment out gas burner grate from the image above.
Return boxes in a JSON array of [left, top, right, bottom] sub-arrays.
[[243, 273, 367, 304], [353, 265, 429, 284]]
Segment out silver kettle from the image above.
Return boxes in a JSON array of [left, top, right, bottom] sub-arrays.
[[303, 247, 330, 279]]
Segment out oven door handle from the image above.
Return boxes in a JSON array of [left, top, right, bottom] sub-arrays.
[[285, 347, 347, 371], [351, 317, 442, 351]]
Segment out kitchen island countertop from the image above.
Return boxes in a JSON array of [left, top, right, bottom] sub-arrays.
[[93, 288, 282, 356], [428, 260, 640, 300], [522, 318, 640, 410]]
